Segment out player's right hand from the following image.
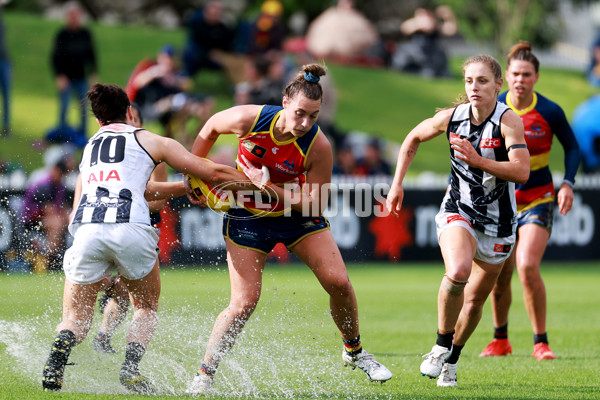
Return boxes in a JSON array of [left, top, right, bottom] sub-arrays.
[[386, 184, 404, 218], [184, 174, 208, 207]]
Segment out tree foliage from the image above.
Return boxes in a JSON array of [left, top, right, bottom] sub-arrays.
[[438, 0, 594, 55]]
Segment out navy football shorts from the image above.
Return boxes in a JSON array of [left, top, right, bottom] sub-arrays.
[[223, 207, 330, 254]]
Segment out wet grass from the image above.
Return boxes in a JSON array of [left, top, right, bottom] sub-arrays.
[[0, 261, 599, 399]]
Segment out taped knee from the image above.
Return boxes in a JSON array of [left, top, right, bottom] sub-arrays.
[[442, 274, 468, 295]]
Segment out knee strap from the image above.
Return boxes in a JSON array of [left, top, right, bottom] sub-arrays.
[[442, 274, 468, 295]]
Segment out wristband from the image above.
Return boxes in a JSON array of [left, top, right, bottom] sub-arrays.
[[561, 180, 574, 189]]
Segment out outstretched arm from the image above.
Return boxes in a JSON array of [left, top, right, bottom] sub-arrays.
[[387, 108, 453, 216]]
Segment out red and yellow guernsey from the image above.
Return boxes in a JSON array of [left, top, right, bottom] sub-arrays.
[[500, 91, 579, 213], [235, 105, 320, 216]]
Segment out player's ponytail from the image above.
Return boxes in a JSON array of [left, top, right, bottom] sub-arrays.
[[283, 63, 326, 101], [507, 41, 540, 73]]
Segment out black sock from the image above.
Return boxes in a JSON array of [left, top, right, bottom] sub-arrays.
[[446, 344, 464, 364], [494, 323, 508, 340], [122, 342, 146, 375], [436, 331, 454, 350], [534, 333, 548, 345], [50, 330, 76, 357]]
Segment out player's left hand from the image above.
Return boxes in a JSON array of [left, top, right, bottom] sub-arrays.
[[557, 182, 574, 215], [450, 136, 480, 167], [237, 155, 271, 189]]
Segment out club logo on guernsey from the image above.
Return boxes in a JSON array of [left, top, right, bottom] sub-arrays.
[[245, 141, 267, 158], [480, 138, 501, 148]]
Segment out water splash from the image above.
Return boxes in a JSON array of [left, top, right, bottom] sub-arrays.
[[0, 297, 391, 398]]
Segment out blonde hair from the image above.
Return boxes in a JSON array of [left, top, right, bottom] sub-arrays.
[[436, 54, 502, 111]]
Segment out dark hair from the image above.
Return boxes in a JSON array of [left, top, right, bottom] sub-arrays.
[[282, 63, 326, 101], [507, 41, 540, 73], [131, 102, 144, 125], [87, 83, 130, 125]]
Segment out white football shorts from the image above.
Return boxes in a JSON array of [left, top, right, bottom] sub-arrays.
[[63, 223, 159, 285], [435, 211, 516, 265]]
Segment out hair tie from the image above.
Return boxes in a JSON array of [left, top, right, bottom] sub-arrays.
[[304, 71, 320, 83]]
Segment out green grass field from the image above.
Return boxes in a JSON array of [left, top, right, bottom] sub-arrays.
[[1, 262, 598, 399]]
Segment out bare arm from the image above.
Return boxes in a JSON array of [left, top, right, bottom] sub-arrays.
[[137, 130, 251, 193], [387, 108, 453, 216], [69, 174, 82, 221], [147, 162, 168, 212], [191, 105, 263, 157], [450, 110, 529, 184]]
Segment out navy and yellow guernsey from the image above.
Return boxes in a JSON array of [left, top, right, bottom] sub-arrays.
[[500, 91, 580, 213], [235, 105, 320, 216]]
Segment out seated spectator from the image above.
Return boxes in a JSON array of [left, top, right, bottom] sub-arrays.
[[182, 1, 236, 77], [18, 151, 73, 271], [247, 0, 286, 55], [332, 142, 358, 175], [355, 138, 392, 175], [305, 0, 383, 66], [130, 45, 215, 147], [571, 95, 600, 173], [234, 51, 286, 106], [391, 5, 457, 77]]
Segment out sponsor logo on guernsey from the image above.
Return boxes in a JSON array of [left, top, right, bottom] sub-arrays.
[[480, 138, 501, 148], [275, 162, 295, 174], [526, 123, 546, 139]]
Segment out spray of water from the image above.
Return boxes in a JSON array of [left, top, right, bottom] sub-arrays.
[[0, 287, 393, 398]]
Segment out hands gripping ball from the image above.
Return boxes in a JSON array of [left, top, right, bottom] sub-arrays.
[[187, 169, 233, 212]]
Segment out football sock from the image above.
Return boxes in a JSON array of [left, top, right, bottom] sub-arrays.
[[48, 329, 76, 363], [122, 342, 146, 375], [200, 362, 216, 376], [494, 323, 508, 340], [97, 331, 111, 341], [343, 335, 362, 356], [534, 333, 548, 345], [436, 330, 454, 350], [446, 344, 464, 364]]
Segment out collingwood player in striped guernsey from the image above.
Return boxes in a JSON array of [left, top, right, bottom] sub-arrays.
[[42, 83, 249, 395], [386, 55, 530, 387]]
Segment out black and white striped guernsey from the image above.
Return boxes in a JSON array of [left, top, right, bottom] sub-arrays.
[[441, 102, 517, 238], [71, 123, 157, 226]]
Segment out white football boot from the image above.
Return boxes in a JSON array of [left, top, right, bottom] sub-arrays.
[[437, 362, 458, 387], [420, 344, 451, 378], [185, 371, 214, 396], [342, 349, 392, 382]]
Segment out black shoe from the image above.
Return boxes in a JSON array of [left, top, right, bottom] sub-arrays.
[[93, 335, 116, 354], [119, 368, 156, 395], [42, 342, 69, 391]]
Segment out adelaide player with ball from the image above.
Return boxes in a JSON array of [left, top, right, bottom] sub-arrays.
[[185, 63, 392, 395]]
